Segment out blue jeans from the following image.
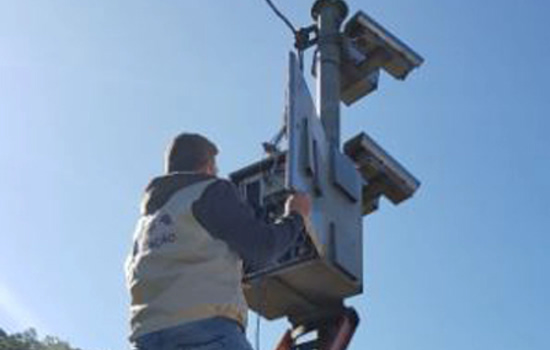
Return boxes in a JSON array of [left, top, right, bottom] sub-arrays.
[[131, 317, 253, 350]]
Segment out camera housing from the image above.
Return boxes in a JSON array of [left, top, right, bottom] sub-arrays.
[[344, 11, 424, 80], [339, 10, 423, 105], [227, 7, 425, 320], [344, 132, 420, 215]]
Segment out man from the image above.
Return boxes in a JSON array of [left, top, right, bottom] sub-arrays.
[[125, 133, 311, 350]]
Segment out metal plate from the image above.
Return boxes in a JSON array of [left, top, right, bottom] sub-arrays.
[[235, 53, 364, 321], [285, 51, 363, 290]]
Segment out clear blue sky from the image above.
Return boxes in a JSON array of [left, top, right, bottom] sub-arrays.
[[1, 1, 549, 349]]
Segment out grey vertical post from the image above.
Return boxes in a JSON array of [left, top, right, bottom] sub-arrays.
[[312, 0, 348, 148]]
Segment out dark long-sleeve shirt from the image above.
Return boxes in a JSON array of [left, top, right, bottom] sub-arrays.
[[141, 173, 304, 269]]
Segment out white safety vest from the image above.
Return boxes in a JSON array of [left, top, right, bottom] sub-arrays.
[[125, 179, 248, 340]]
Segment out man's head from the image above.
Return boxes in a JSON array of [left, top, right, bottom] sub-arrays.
[[165, 133, 218, 175]]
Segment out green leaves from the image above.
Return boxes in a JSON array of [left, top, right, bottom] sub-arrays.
[[0, 328, 84, 350]]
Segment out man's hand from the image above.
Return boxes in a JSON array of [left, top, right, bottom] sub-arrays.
[[285, 192, 311, 219]]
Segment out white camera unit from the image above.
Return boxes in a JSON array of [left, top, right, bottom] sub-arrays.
[[344, 132, 420, 215], [339, 11, 423, 105], [228, 3, 424, 323], [344, 11, 424, 80]]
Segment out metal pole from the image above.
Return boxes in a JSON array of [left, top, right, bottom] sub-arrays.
[[312, 0, 348, 148]]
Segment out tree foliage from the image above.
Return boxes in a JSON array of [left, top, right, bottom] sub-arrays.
[[0, 328, 84, 350]]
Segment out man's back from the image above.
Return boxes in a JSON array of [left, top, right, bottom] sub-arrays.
[[126, 176, 248, 341], [126, 133, 311, 350]]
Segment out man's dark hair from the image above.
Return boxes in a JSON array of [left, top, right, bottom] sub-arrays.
[[165, 133, 218, 173]]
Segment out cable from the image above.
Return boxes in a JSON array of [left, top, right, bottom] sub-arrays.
[[254, 277, 268, 350], [255, 309, 261, 350], [264, 0, 297, 34], [263, 1, 318, 70]]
